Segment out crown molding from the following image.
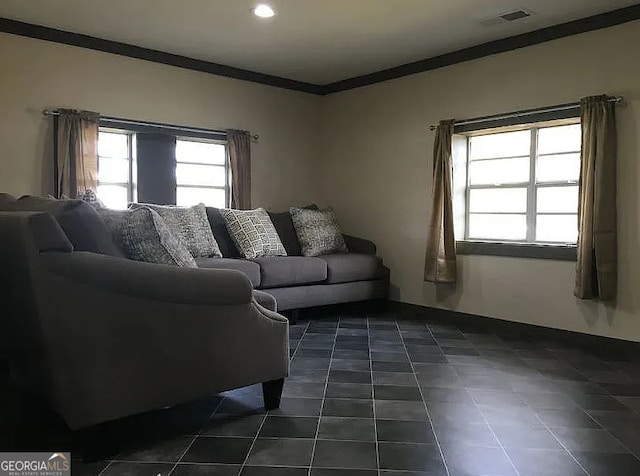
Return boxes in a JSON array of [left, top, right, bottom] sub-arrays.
[[0, 17, 323, 95], [321, 3, 640, 94], [1, 4, 639, 96]]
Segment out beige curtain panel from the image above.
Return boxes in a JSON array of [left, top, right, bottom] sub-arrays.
[[227, 129, 252, 210], [424, 119, 457, 283], [575, 95, 618, 300], [55, 109, 100, 198]]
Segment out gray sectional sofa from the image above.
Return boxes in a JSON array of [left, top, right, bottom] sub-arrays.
[[0, 210, 289, 429], [0, 194, 390, 311], [204, 207, 390, 310]]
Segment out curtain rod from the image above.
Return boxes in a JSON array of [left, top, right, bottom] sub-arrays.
[[42, 109, 259, 141], [429, 96, 623, 131]]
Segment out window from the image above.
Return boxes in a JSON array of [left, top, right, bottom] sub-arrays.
[[458, 121, 581, 249], [97, 130, 135, 209], [96, 129, 229, 209], [175, 138, 228, 208]]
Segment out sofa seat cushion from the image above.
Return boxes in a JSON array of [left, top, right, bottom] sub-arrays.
[[252, 256, 327, 289], [320, 253, 384, 284], [195, 257, 261, 288]]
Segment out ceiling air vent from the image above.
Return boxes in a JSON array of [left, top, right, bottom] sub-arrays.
[[499, 9, 531, 21], [478, 9, 532, 27]]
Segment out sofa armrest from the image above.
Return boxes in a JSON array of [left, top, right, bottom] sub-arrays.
[[40, 251, 253, 305], [343, 234, 377, 255]]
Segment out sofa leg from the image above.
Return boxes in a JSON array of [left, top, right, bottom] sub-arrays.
[[262, 378, 285, 410]]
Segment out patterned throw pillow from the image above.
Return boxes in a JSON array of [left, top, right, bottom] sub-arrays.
[[77, 189, 106, 209], [130, 203, 221, 258], [290, 207, 348, 257], [221, 208, 287, 259], [121, 207, 197, 268]]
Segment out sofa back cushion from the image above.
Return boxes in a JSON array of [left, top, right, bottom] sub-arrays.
[[121, 207, 197, 267], [205, 207, 241, 258], [130, 203, 221, 258], [30, 212, 75, 253], [8, 196, 124, 258], [268, 204, 318, 256]]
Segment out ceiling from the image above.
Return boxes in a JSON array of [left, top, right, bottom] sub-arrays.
[[0, 0, 637, 85]]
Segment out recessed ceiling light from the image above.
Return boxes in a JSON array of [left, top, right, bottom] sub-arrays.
[[253, 4, 275, 18]]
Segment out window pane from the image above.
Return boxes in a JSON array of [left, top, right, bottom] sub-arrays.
[[176, 140, 226, 165], [537, 186, 579, 213], [537, 153, 580, 183], [176, 187, 225, 208], [538, 124, 581, 154], [97, 184, 128, 210], [176, 164, 225, 187], [469, 157, 529, 185], [98, 158, 129, 183], [469, 188, 527, 213], [98, 132, 128, 158], [468, 214, 527, 241], [536, 215, 578, 243], [469, 130, 530, 160]]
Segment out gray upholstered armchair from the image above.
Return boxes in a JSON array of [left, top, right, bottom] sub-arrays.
[[0, 211, 289, 430]]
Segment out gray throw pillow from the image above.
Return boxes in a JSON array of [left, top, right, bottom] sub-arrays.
[[77, 189, 106, 209], [268, 204, 318, 256], [10, 195, 124, 258], [97, 208, 130, 251], [221, 208, 287, 259], [130, 203, 221, 258], [290, 207, 348, 257], [121, 207, 197, 268]]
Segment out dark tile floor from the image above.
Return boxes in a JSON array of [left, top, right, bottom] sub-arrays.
[[2, 308, 640, 476]]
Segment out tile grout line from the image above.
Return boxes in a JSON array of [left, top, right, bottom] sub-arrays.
[[396, 320, 452, 476], [290, 320, 312, 361], [238, 318, 312, 475], [478, 336, 627, 476], [99, 395, 225, 476], [517, 353, 640, 469], [236, 410, 268, 474], [367, 315, 381, 476], [536, 415, 596, 476], [441, 332, 524, 476], [167, 395, 226, 476], [172, 318, 311, 476], [305, 317, 339, 476], [95, 460, 112, 476]]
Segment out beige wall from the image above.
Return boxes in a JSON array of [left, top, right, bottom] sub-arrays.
[[2, 24, 639, 342], [0, 32, 320, 211], [319, 21, 640, 342]]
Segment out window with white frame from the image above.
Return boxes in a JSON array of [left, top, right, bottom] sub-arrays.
[[96, 130, 229, 209], [459, 121, 581, 245], [97, 130, 135, 209], [175, 138, 228, 208]]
